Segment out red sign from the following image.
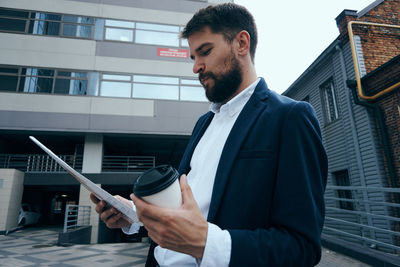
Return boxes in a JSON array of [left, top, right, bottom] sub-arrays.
[[157, 48, 189, 59]]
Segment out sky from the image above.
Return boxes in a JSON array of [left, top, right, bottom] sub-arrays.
[[234, 0, 375, 94]]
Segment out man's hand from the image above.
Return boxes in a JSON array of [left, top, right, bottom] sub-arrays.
[[90, 193, 132, 229], [131, 174, 208, 259]]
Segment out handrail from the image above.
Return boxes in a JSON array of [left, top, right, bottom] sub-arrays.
[[347, 20, 400, 100], [324, 184, 400, 255], [63, 204, 91, 233]]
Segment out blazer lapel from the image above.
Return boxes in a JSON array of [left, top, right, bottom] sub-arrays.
[[207, 79, 270, 222], [178, 111, 214, 175]]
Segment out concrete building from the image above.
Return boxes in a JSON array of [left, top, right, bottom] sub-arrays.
[[0, 0, 228, 242], [283, 0, 400, 260]]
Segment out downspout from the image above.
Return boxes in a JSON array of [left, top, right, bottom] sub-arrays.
[[346, 79, 400, 204], [336, 45, 375, 240]]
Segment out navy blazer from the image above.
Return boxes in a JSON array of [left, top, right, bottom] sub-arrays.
[[146, 78, 327, 266]]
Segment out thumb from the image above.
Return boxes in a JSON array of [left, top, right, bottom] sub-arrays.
[[180, 174, 195, 206]]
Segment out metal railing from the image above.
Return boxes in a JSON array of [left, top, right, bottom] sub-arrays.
[[102, 155, 155, 172], [63, 204, 91, 233], [0, 154, 83, 172], [323, 185, 400, 255], [0, 154, 155, 173]]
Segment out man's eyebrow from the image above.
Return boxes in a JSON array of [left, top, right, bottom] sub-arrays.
[[190, 42, 212, 60]]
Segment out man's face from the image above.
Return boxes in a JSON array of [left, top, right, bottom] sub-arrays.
[[188, 28, 242, 103]]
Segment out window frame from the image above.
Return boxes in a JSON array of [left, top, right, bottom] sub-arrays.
[[320, 78, 339, 124]]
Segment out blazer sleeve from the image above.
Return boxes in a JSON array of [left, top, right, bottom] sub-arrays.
[[228, 101, 328, 266]]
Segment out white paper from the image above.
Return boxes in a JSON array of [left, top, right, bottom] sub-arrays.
[[29, 136, 139, 224]]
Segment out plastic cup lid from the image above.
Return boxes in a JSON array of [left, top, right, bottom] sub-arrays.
[[133, 165, 179, 197]]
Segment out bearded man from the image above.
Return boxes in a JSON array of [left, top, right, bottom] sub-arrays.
[[91, 3, 328, 266]]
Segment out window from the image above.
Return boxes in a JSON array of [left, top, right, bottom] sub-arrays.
[[0, 8, 29, 32], [0, 7, 189, 48], [104, 19, 134, 42], [19, 68, 55, 93], [54, 71, 88, 95], [333, 170, 354, 210], [320, 79, 339, 123], [0, 67, 19, 92], [100, 74, 132, 98], [136, 22, 180, 47], [180, 79, 207, 102], [133, 75, 179, 100]]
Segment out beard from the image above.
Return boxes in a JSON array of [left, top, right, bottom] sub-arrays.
[[199, 53, 243, 103]]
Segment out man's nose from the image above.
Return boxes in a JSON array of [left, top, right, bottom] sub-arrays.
[[193, 60, 204, 74]]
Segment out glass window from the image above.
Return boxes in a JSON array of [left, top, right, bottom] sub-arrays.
[[321, 80, 339, 123], [0, 75, 18, 92], [28, 20, 60, 35], [0, 67, 19, 74], [133, 84, 178, 100], [0, 8, 29, 18], [105, 28, 133, 42], [102, 74, 131, 81], [88, 72, 99, 96], [19, 76, 53, 93], [180, 86, 207, 102], [105, 19, 134, 28], [55, 79, 87, 95], [181, 79, 201, 86], [62, 24, 92, 38], [0, 18, 26, 32], [100, 81, 131, 98], [136, 22, 179, 32], [19, 68, 54, 93], [134, 75, 178, 85], [136, 30, 179, 46], [180, 38, 189, 47], [63, 15, 94, 24]]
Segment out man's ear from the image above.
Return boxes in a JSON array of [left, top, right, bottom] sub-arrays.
[[236, 30, 251, 57]]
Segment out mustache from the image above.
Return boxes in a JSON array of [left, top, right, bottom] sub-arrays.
[[198, 72, 216, 82]]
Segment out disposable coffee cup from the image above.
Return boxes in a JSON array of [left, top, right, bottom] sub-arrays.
[[133, 165, 182, 209]]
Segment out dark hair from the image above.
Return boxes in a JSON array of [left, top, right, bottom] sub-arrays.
[[181, 3, 258, 62]]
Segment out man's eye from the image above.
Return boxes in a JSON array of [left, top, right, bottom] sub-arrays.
[[201, 48, 211, 56]]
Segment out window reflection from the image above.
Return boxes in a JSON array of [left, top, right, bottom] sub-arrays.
[[62, 24, 92, 38], [180, 86, 207, 102], [134, 75, 178, 85], [136, 30, 179, 46], [136, 22, 178, 32], [105, 28, 133, 42], [100, 81, 131, 98], [133, 84, 178, 100]]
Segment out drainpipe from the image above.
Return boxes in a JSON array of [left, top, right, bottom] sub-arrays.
[[346, 79, 399, 204]]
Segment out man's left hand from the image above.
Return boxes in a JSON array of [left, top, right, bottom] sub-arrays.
[[131, 174, 208, 259]]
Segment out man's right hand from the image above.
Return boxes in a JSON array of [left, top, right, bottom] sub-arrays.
[[90, 193, 132, 229]]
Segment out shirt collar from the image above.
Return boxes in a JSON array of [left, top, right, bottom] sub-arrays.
[[210, 78, 260, 117]]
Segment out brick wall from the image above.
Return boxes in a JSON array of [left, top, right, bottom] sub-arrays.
[[337, 0, 400, 185]]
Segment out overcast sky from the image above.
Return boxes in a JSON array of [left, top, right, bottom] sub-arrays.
[[234, 0, 375, 94]]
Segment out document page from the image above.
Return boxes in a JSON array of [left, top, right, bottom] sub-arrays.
[[29, 136, 139, 224]]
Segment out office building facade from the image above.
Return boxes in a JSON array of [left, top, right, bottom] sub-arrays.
[[0, 0, 228, 242]]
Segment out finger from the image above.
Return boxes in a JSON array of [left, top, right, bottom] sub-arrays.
[[95, 200, 106, 214], [90, 193, 100, 204], [106, 212, 122, 227], [100, 207, 117, 222], [179, 174, 195, 206]]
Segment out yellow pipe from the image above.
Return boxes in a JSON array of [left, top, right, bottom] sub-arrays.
[[347, 21, 400, 101]]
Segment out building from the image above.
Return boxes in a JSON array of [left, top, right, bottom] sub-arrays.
[[0, 0, 228, 242], [283, 0, 400, 261]]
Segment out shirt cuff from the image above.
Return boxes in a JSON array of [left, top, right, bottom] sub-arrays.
[[199, 222, 231, 267], [121, 200, 141, 235]]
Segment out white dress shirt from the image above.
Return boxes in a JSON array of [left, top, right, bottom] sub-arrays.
[[124, 78, 260, 267]]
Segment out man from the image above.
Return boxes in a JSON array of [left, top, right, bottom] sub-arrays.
[[91, 3, 327, 266]]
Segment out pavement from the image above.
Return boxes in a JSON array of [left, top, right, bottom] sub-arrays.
[[0, 226, 371, 267]]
